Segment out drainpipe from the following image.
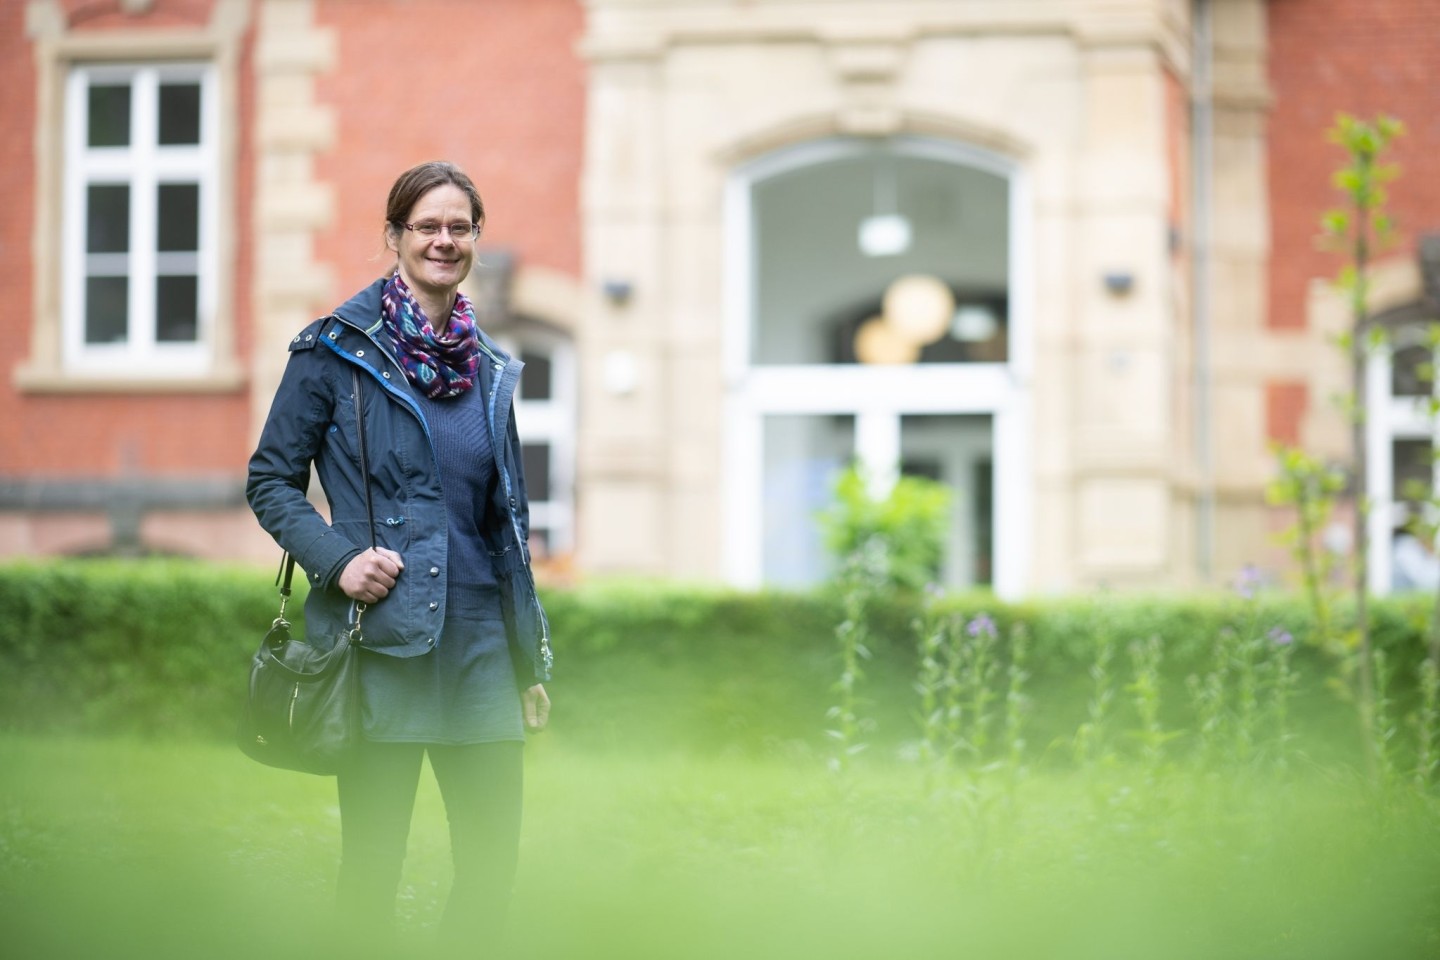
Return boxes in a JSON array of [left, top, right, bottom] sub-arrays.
[[1191, 0, 1215, 583]]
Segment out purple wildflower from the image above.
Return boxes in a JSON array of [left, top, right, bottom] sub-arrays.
[[967, 613, 997, 639], [1233, 564, 1263, 600], [1267, 626, 1294, 647]]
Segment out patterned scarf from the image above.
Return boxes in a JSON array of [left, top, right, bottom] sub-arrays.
[[379, 272, 481, 399]]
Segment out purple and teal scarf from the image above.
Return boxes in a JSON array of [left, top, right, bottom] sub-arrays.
[[379, 273, 481, 399]]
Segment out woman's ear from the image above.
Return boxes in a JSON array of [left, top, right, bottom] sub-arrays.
[[383, 223, 400, 254]]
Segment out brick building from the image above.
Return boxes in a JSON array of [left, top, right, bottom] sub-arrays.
[[1, 0, 1435, 595]]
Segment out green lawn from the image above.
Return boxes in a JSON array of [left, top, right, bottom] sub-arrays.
[[2, 733, 1438, 959]]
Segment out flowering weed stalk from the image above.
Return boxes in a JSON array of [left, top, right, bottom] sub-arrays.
[[1187, 630, 1230, 768], [1126, 635, 1171, 778], [1003, 624, 1031, 777], [1074, 627, 1117, 768], [1228, 565, 1270, 766], [941, 613, 966, 762], [1370, 646, 1397, 787], [1232, 627, 1264, 765], [958, 614, 1000, 763], [912, 587, 948, 776], [1266, 626, 1298, 770], [826, 545, 881, 775], [1416, 657, 1439, 793]]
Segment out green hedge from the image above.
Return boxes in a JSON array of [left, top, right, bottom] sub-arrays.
[[0, 560, 1433, 759]]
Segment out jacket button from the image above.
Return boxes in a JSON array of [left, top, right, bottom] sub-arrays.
[[356, 349, 365, 357], [429, 601, 439, 611], [426, 637, 435, 646], [429, 567, 440, 577], [383, 371, 391, 379]]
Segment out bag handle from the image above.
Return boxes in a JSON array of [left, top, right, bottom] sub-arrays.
[[274, 363, 379, 621], [351, 365, 377, 551]]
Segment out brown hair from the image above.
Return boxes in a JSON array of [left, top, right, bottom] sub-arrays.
[[383, 161, 486, 234]]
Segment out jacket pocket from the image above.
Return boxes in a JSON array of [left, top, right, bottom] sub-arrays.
[[332, 516, 411, 555]]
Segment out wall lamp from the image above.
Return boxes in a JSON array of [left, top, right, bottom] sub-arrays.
[[602, 279, 634, 306], [1103, 271, 1135, 296]]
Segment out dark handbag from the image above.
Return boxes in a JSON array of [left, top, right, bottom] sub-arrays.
[[238, 367, 377, 775], [237, 557, 364, 774]]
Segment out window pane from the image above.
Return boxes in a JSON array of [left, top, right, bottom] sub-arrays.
[[521, 443, 552, 501], [752, 152, 1009, 366], [832, 294, 1008, 365], [520, 351, 553, 400], [157, 184, 199, 252], [900, 414, 993, 588], [1394, 438, 1433, 503], [88, 84, 131, 147], [85, 276, 129, 343], [87, 185, 130, 253], [1393, 342, 1432, 397], [156, 275, 199, 342], [763, 414, 856, 586], [158, 83, 202, 145]]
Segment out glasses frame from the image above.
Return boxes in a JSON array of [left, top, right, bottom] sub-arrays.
[[396, 220, 481, 241]]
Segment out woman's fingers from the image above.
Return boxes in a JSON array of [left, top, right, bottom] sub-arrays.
[[523, 684, 550, 732], [339, 547, 405, 602]]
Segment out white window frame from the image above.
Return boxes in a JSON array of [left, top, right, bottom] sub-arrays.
[[497, 326, 578, 556], [1367, 330, 1440, 594], [62, 61, 218, 376]]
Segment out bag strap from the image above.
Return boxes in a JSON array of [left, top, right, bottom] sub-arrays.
[[274, 364, 379, 617], [351, 365, 378, 550], [275, 550, 295, 624]]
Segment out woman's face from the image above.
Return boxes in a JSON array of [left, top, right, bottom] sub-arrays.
[[386, 183, 476, 307]]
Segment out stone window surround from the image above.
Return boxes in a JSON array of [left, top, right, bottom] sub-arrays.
[[17, 0, 248, 394], [64, 61, 216, 375]]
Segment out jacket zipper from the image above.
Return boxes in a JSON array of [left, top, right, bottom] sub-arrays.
[[486, 354, 553, 678]]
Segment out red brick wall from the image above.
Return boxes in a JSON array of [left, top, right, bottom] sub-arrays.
[[1265, 380, 1309, 446], [314, 0, 585, 302], [0, 3, 38, 475], [1267, 0, 1440, 331], [0, 0, 256, 478]]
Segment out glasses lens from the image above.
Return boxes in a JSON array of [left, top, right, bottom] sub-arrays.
[[450, 222, 475, 240], [413, 222, 440, 237]]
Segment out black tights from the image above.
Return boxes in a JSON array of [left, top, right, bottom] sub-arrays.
[[335, 740, 524, 954]]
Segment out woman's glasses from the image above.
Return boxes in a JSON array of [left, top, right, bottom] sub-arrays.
[[397, 220, 480, 241]]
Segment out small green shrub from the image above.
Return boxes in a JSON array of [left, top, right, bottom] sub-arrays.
[[817, 463, 951, 594]]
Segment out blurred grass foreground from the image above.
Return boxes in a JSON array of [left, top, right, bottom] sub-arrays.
[[1, 560, 1439, 958]]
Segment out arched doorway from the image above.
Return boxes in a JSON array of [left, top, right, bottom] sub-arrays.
[[723, 136, 1031, 595]]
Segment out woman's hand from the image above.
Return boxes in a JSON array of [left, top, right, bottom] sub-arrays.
[[522, 684, 550, 732], [338, 547, 405, 604]]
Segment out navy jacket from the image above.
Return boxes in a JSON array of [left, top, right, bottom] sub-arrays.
[[246, 279, 553, 687]]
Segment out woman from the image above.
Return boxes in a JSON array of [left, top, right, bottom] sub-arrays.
[[247, 161, 552, 953]]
